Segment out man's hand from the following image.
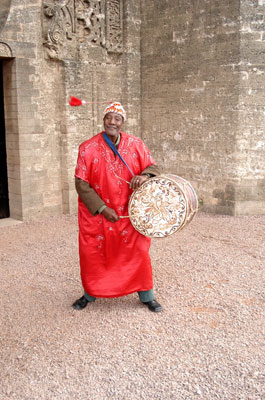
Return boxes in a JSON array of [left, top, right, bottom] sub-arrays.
[[101, 207, 119, 222], [129, 175, 149, 190]]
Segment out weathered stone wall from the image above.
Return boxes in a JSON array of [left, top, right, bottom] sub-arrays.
[[2, 0, 44, 220], [236, 0, 265, 215], [141, 0, 265, 215], [0, 0, 264, 220], [1, 0, 141, 220]]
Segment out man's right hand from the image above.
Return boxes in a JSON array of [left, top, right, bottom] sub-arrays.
[[101, 207, 119, 222]]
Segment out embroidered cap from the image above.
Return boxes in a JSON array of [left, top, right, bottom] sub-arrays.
[[103, 102, 126, 121]]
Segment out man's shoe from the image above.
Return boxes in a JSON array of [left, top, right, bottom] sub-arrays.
[[143, 300, 163, 312], [72, 295, 89, 310]]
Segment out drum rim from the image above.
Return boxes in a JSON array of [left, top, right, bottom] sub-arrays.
[[128, 174, 191, 238], [165, 174, 199, 231]]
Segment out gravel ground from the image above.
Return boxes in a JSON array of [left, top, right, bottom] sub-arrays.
[[0, 212, 264, 400]]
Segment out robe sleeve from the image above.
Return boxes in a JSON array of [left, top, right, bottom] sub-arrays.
[[75, 143, 106, 215], [75, 178, 106, 216], [75, 145, 90, 183], [141, 164, 161, 177]]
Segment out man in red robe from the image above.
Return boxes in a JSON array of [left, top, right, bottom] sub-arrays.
[[73, 102, 162, 312]]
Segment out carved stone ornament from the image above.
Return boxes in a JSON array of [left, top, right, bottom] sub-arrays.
[[43, 0, 76, 59], [0, 0, 11, 35], [0, 42, 12, 58], [105, 0, 123, 53], [76, 0, 105, 46], [43, 0, 123, 60]]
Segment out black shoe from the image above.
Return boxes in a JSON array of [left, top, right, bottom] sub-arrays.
[[143, 300, 163, 312], [72, 295, 89, 310]]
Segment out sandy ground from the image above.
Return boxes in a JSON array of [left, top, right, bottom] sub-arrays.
[[0, 212, 264, 400]]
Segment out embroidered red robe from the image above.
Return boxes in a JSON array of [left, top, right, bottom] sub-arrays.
[[75, 131, 157, 298]]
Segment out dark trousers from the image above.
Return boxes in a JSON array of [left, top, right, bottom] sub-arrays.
[[84, 289, 154, 303]]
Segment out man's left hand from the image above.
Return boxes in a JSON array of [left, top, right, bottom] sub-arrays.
[[129, 175, 149, 190]]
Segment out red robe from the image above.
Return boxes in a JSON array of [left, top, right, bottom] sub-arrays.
[[75, 131, 156, 298]]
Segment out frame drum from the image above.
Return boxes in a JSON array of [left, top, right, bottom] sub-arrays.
[[128, 174, 198, 238]]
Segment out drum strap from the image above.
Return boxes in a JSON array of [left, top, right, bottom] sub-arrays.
[[103, 132, 135, 177]]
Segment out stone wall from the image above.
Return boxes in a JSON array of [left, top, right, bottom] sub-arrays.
[[0, 0, 264, 220], [1, 0, 141, 220], [236, 0, 265, 215], [141, 0, 265, 215], [2, 0, 43, 220]]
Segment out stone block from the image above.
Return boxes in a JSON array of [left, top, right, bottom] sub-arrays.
[[22, 204, 63, 221], [235, 200, 265, 216], [9, 207, 23, 221], [7, 178, 21, 195], [8, 192, 23, 209], [6, 164, 21, 179], [43, 191, 62, 207]]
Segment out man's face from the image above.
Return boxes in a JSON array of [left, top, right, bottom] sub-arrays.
[[104, 112, 123, 139]]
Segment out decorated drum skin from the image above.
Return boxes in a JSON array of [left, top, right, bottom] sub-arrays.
[[128, 174, 198, 238]]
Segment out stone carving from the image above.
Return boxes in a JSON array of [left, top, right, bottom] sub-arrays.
[[76, 0, 105, 46], [0, 0, 11, 35], [0, 42, 12, 58], [105, 0, 123, 53], [43, 0, 76, 59], [43, 0, 123, 60]]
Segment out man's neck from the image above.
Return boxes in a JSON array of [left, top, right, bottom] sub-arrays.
[[105, 133, 120, 145]]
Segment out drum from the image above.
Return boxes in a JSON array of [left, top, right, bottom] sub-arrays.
[[128, 174, 198, 238]]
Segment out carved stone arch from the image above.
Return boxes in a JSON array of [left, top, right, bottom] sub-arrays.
[[0, 42, 13, 58]]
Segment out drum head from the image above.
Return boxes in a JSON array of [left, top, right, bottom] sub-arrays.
[[128, 176, 188, 238]]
